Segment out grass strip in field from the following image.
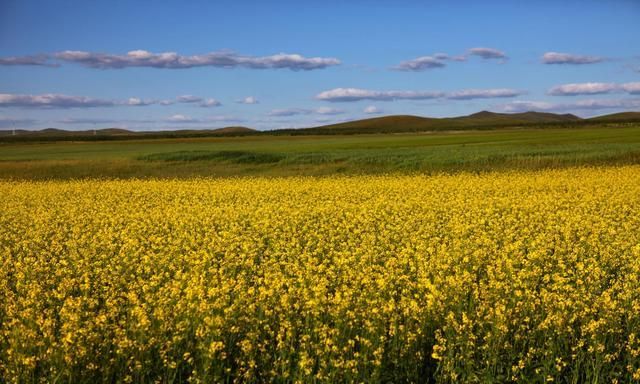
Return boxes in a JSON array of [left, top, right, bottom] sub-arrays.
[[139, 150, 286, 164], [1, 126, 640, 179]]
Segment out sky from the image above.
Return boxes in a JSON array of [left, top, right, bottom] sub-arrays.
[[0, 0, 639, 131]]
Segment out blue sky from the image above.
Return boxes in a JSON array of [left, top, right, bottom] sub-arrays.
[[1, 0, 639, 130]]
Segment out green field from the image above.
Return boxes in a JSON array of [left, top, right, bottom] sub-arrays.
[[2, 125, 640, 179]]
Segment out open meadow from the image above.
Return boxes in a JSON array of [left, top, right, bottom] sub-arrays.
[[1, 125, 640, 179]]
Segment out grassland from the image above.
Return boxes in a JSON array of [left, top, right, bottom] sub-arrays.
[[1, 124, 640, 179]]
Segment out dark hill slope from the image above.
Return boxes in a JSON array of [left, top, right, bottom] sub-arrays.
[[294, 111, 586, 134], [588, 112, 640, 122]]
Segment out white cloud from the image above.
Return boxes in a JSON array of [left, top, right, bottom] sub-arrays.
[[570, 99, 640, 109], [392, 47, 505, 72], [0, 93, 118, 108], [316, 87, 523, 102], [165, 114, 242, 123], [447, 88, 524, 99], [315, 107, 344, 115], [0, 54, 56, 67], [268, 107, 345, 116], [393, 56, 446, 71], [159, 95, 220, 106], [496, 98, 640, 113], [548, 82, 640, 96], [316, 88, 444, 102], [392, 51, 470, 72], [268, 108, 312, 117], [176, 95, 203, 103], [621, 82, 640, 94], [126, 97, 156, 106], [497, 101, 559, 113], [432, 53, 450, 60], [363, 105, 383, 114], [467, 47, 507, 60], [166, 114, 198, 123], [548, 82, 617, 96], [237, 96, 259, 104], [199, 98, 222, 107], [53, 50, 341, 70], [541, 52, 605, 65]]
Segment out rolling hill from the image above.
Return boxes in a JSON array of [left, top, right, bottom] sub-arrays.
[[588, 112, 640, 122], [450, 111, 581, 124], [290, 111, 585, 134], [1, 111, 638, 141], [0, 126, 257, 140]]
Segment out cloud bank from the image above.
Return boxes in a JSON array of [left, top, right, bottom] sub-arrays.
[[268, 108, 312, 117], [497, 98, 640, 113], [51, 50, 340, 71], [394, 56, 447, 71], [363, 106, 383, 114], [447, 88, 524, 99], [315, 107, 345, 115], [316, 88, 446, 102], [268, 107, 345, 117], [542, 52, 605, 65], [0, 54, 57, 67], [467, 47, 507, 60], [1, 50, 340, 70], [176, 95, 202, 103], [393, 47, 506, 71], [165, 114, 244, 123], [316, 87, 523, 102], [0, 93, 225, 108], [166, 114, 199, 123], [237, 96, 259, 104], [0, 94, 119, 108], [548, 82, 640, 96], [199, 98, 222, 107]]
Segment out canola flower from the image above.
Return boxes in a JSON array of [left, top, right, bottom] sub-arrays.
[[1, 166, 640, 383]]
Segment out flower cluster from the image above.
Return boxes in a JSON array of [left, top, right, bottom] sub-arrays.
[[1, 166, 640, 382]]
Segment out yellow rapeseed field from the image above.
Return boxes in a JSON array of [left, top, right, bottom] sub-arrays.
[[2, 166, 640, 383]]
